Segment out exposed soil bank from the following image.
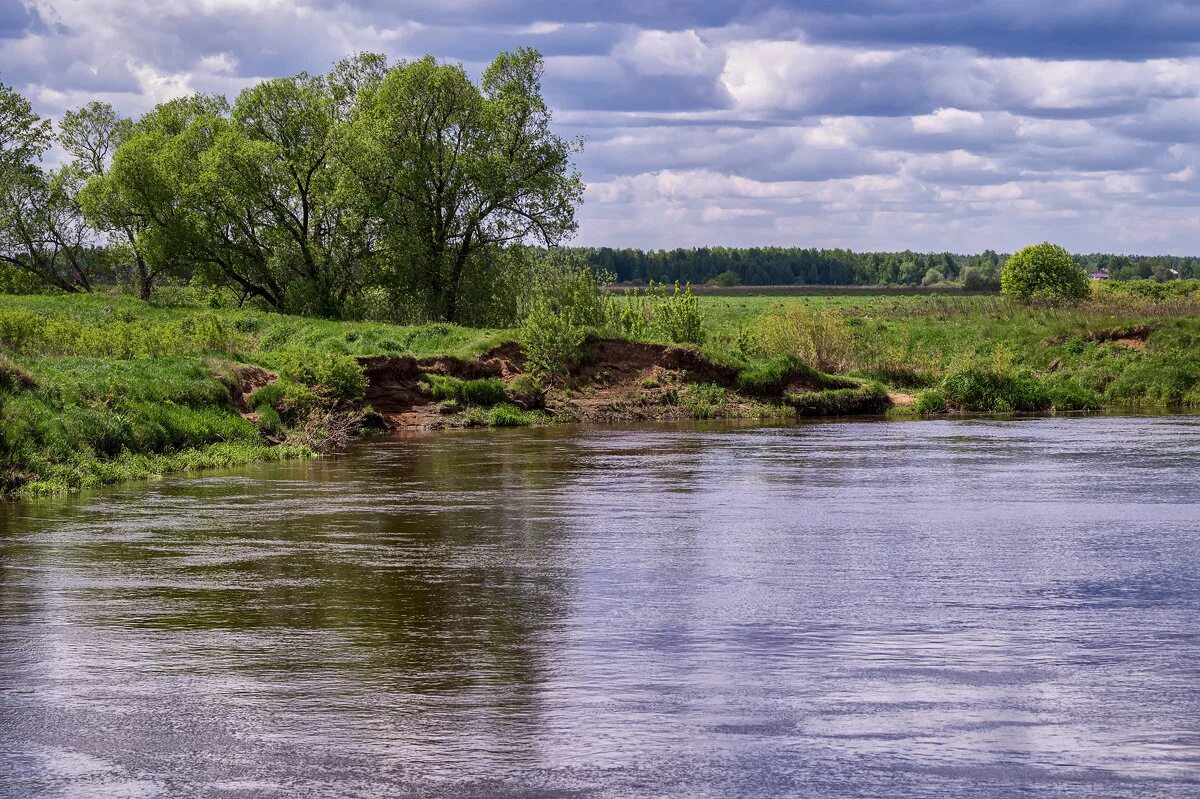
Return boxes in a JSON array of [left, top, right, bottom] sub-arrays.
[[358, 338, 891, 430]]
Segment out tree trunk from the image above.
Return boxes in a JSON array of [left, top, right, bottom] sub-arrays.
[[136, 253, 153, 300]]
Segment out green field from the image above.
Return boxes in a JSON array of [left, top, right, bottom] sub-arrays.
[[2, 285, 1199, 497]]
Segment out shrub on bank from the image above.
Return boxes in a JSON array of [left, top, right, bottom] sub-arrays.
[[928, 367, 1100, 413], [786, 383, 890, 416], [736, 354, 858, 396], [1104, 352, 1200, 406], [914, 389, 947, 414], [420, 374, 508, 406], [249, 380, 320, 425], [505, 374, 545, 409], [258, 350, 366, 402], [941, 368, 1047, 412], [519, 301, 589, 379], [517, 253, 610, 378], [682, 383, 729, 419], [1001, 243, 1090, 305], [756, 305, 853, 373], [489, 402, 534, 427], [610, 282, 705, 345]]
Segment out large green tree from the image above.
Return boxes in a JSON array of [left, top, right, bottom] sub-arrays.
[[0, 82, 97, 292], [63, 102, 174, 298], [346, 48, 583, 322], [79, 48, 582, 319], [79, 96, 223, 300]]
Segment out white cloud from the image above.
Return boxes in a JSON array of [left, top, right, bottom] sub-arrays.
[[615, 29, 721, 77], [912, 108, 985, 134], [8, 1, 1200, 253]]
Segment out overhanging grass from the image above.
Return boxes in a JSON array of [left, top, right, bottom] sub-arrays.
[[12, 441, 312, 497]]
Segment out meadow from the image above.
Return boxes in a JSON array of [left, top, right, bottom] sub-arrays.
[[2, 282, 1198, 497]]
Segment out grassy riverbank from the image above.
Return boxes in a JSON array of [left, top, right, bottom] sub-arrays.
[[2, 283, 1198, 497]]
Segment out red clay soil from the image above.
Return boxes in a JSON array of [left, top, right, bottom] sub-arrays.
[[355, 338, 802, 428], [357, 343, 527, 428], [356, 339, 754, 428], [548, 339, 750, 423]]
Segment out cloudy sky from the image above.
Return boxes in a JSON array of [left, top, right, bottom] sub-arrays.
[[4, 1, 1200, 253]]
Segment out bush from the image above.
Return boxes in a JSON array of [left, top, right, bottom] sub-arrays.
[[506, 374, 545, 409], [0, 265, 47, 295], [1001, 242, 1089, 304], [1043, 377, 1102, 412], [961, 267, 1000, 291], [1104, 354, 1200, 406], [420, 374, 508, 407], [611, 282, 705, 344], [460, 378, 507, 407], [249, 380, 320, 424], [260, 350, 366, 402], [681, 383, 728, 419], [710, 270, 741, 288], [0, 353, 35, 393], [757, 305, 853, 373], [488, 402, 533, 427], [736, 354, 857, 396], [516, 253, 610, 378], [914, 389, 947, 414], [921, 268, 945, 287], [519, 301, 589, 379], [940, 368, 1049, 412], [786, 384, 890, 416]]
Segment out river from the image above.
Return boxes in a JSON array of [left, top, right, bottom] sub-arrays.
[[1, 416, 1198, 798]]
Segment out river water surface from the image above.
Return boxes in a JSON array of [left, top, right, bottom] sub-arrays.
[[1, 416, 1199, 798]]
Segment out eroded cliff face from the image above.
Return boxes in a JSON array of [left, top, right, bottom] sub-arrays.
[[355, 338, 889, 430]]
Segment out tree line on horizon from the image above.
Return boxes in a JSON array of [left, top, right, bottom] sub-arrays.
[[569, 247, 1200, 288]]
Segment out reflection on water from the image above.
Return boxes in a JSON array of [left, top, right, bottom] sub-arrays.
[[1, 416, 1199, 798]]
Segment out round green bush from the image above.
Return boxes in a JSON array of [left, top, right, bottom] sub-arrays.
[[1001, 243, 1089, 304], [914, 389, 947, 414]]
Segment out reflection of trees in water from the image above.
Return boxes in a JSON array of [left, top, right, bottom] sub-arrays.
[[0, 431, 584, 755]]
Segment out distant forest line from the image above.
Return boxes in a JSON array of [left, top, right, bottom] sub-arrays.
[[568, 247, 1200, 288]]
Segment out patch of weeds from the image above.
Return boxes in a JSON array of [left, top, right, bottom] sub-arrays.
[[506, 374, 545, 409], [914, 389, 948, 415], [421, 374, 508, 407], [787, 383, 890, 417], [682, 383, 729, 419], [489, 402, 535, 427]]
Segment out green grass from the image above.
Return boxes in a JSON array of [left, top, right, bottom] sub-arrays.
[[694, 292, 1200, 411], [421, 374, 509, 407], [0, 353, 315, 496], [786, 384, 891, 417], [4, 283, 1199, 496], [0, 293, 508, 359], [0, 293, 514, 496], [13, 441, 312, 497]]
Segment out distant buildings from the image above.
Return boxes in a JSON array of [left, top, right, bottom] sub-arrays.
[[1089, 267, 1109, 280]]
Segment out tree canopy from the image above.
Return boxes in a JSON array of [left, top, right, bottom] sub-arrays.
[[1001, 242, 1090, 304], [0, 50, 583, 322]]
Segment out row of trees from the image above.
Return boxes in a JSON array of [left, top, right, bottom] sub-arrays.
[[0, 49, 583, 322], [570, 247, 1200, 287]]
